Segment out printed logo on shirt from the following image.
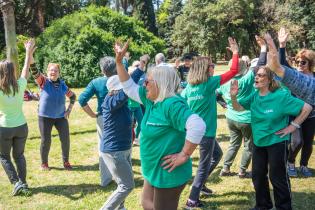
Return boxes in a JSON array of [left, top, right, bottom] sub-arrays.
[[264, 109, 274, 114], [187, 95, 204, 103], [146, 122, 169, 127]]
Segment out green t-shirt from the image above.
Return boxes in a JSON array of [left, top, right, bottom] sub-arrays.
[[139, 86, 193, 188], [128, 98, 140, 108], [0, 77, 27, 127], [181, 76, 221, 137], [217, 71, 255, 123], [239, 88, 304, 147]]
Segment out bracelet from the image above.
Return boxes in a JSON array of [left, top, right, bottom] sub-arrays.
[[290, 121, 300, 129]]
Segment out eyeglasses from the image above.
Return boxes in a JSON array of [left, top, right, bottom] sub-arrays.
[[256, 73, 267, 78], [144, 79, 156, 87], [296, 60, 308, 66]]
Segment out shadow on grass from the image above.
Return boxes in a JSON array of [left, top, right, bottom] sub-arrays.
[[216, 133, 230, 142], [31, 177, 145, 200], [28, 128, 97, 140], [217, 114, 226, 119], [50, 163, 99, 171]]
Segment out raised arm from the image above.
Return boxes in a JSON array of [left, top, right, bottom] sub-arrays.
[[114, 40, 142, 104], [255, 35, 267, 67], [230, 80, 245, 111], [21, 39, 36, 79], [278, 27, 292, 68], [220, 37, 239, 85]]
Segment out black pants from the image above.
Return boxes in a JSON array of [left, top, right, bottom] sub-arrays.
[[252, 141, 292, 210], [0, 124, 28, 184], [39, 116, 70, 164], [288, 117, 315, 166]]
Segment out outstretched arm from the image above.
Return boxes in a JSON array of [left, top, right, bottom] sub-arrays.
[[220, 37, 239, 85], [21, 39, 36, 79]]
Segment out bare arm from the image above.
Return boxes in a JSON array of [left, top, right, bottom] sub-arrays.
[[114, 41, 131, 82], [230, 80, 245, 111], [276, 103, 312, 138], [21, 39, 36, 79], [82, 105, 98, 118]]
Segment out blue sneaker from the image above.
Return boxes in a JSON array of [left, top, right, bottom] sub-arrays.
[[287, 163, 297, 177], [300, 166, 312, 177]]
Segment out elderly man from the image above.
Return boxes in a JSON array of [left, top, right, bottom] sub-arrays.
[[78, 56, 117, 187]]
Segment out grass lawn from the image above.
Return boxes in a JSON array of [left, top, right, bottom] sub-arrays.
[[0, 66, 314, 210]]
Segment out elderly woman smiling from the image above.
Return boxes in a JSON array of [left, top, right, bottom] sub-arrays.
[[230, 62, 312, 210], [113, 41, 206, 210]]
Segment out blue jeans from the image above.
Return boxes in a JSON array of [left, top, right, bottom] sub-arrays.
[[207, 140, 223, 176], [97, 116, 112, 187], [100, 149, 135, 210], [130, 107, 143, 138], [189, 136, 215, 201]]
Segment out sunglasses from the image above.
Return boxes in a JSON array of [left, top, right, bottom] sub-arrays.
[[296, 60, 308, 66], [256, 73, 267, 78]]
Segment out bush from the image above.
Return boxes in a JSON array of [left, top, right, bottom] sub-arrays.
[[36, 5, 165, 87]]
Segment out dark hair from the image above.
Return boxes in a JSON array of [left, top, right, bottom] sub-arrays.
[[99, 56, 117, 77], [0, 60, 19, 96]]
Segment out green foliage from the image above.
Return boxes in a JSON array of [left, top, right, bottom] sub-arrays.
[[36, 5, 164, 87], [172, 0, 255, 59]]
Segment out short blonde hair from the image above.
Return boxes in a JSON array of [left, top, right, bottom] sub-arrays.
[[148, 66, 180, 102], [187, 56, 211, 85], [47, 63, 61, 72]]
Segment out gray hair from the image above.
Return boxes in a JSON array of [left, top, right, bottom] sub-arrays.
[[155, 53, 165, 65], [147, 65, 180, 102], [99, 56, 116, 77]]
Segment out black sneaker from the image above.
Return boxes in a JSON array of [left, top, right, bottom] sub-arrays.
[[185, 199, 204, 209], [201, 185, 213, 196], [12, 181, 23, 196]]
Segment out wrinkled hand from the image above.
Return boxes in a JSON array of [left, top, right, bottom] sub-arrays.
[[275, 125, 296, 138], [278, 27, 289, 48], [265, 33, 281, 72], [230, 80, 239, 97], [161, 152, 189, 173], [255, 35, 266, 48], [113, 39, 130, 64], [226, 37, 238, 54]]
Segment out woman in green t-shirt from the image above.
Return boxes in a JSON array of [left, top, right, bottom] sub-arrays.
[[230, 66, 312, 210], [0, 40, 35, 196], [113, 40, 206, 210]]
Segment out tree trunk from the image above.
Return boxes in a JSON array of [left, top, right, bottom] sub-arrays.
[[0, 0, 18, 71]]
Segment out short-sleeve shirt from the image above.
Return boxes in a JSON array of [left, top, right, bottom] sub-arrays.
[[0, 77, 27, 127], [239, 88, 304, 147], [181, 76, 221, 137], [217, 71, 255, 123], [139, 86, 193, 188]]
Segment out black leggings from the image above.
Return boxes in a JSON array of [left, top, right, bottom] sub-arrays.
[[0, 124, 28, 184], [288, 117, 315, 166], [39, 116, 70, 164]]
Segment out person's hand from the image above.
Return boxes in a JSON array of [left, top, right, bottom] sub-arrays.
[[161, 151, 190, 172], [226, 37, 238, 54], [278, 27, 289, 48], [230, 80, 239, 97], [64, 108, 72, 119], [113, 39, 130, 64], [255, 35, 266, 48], [24, 39, 36, 64], [275, 125, 296, 138], [265, 33, 282, 72]]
